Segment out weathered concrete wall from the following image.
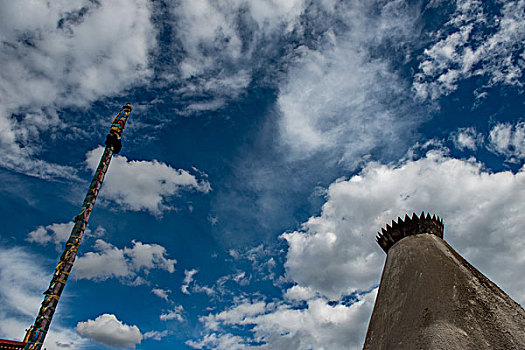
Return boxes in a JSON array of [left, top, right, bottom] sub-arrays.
[[363, 234, 525, 350]]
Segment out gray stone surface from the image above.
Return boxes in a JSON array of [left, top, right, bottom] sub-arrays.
[[363, 234, 525, 350]]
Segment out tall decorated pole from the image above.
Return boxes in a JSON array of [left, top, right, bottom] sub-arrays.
[[23, 104, 132, 350]]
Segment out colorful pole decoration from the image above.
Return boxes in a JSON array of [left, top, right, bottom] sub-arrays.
[[23, 104, 132, 350]]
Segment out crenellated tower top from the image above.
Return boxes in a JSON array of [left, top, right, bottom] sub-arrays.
[[376, 212, 443, 253]]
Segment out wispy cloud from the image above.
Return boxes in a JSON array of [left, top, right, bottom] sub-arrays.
[[414, 0, 525, 100], [0, 0, 156, 178], [152, 288, 171, 302], [211, 0, 427, 246], [488, 121, 525, 162], [451, 127, 484, 151], [277, 0, 423, 165], [165, 0, 309, 110], [181, 269, 198, 295], [143, 329, 170, 341], [0, 246, 86, 349], [160, 305, 184, 322]]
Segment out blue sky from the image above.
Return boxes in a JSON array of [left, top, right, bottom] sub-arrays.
[[0, 0, 524, 349]]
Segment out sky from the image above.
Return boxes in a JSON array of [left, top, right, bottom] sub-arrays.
[[0, 0, 524, 349]]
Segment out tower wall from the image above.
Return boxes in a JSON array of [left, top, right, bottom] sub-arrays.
[[363, 233, 525, 349]]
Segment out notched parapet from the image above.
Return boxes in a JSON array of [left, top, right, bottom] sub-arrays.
[[376, 212, 444, 253]]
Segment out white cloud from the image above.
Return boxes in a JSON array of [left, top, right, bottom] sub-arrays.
[[124, 240, 176, 273], [201, 300, 267, 331], [0, 106, 78, 180], [191, 291, 376, 350], [414, 0, 525, 99], [74, 239, 129, 280], [0, 144, 80, 180], [0, 246, 87, 349], [75, 239, 176, 282], [227, 244, 275, 281], [168, 0, 308, 107], [143, 330, 170, 341], [0, 247, 53, 320], [76, 313, 143, 349], [283, 150, 525, 304], [26, 222, 73, 248], [231, 271, 249, 285], [160, 305, 184, 322], [186, 99, 226, 113], [25, 221, 102, 250], [180, 268, 216, 296], [0, 0, 156, 178], [191, 149, 525, 349], [0, 0, 154, 106], [86, 146, 211, 215], [152, 288, 170, 302], [193, 284, 216, 296], [91, 225, 106, 238], [277, 1, 421, 165], [284, 285, 317, 302], [181, 269, 198, 294], [488, 122, 525, 162], [451, 127, 484, 151], [186, 333, 247, 350]]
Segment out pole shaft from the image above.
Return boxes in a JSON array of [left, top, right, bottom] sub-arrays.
[[23, 104, 131, 350]]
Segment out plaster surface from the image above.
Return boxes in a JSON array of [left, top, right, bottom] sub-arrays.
[[363, 234, 525, 350]]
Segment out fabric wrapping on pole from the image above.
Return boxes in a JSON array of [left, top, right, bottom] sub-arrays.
[[23, 104, 131, 350], [23, 146, 113, 350]]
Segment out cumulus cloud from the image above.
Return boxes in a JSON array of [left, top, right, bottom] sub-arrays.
[[75, 239, 176, 282], [0, 246, 87, 349], [160, 305, 184, 322], [191, 149, 525, 349], [284, 151, 525, 304], [0, 107, 78, 180], [26, 222, 74, 249], [86, 146, 211, 215], [414, 0, 525, 99], [284, 285, 317, 302], [451, 127, 484, 151], [189, 291, 376, 350], [488, 121, 525, 162], [0, 0, 155, 178], [25, 222, 104, 250], [76, 314, 143, 348]]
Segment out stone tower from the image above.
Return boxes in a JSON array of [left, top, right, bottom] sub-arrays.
[[363, 212, 525, 349]]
